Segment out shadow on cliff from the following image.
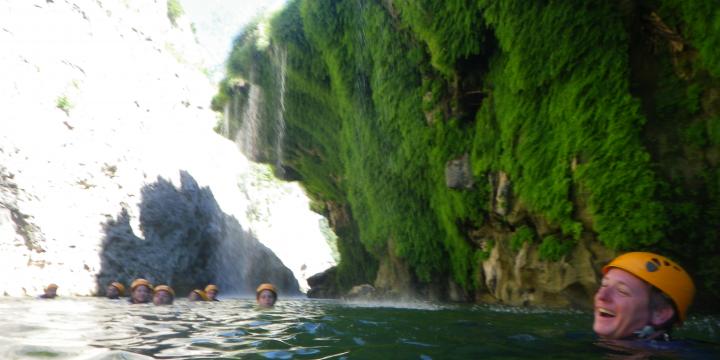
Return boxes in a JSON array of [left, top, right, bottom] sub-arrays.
[[96, 170, 299, 297]]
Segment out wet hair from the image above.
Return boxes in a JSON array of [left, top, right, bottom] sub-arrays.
[[648, 286, 678, 331]]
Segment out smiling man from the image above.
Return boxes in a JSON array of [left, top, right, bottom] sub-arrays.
[[593, 252, 695, 340]]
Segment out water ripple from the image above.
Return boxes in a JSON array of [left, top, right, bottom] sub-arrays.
[[0, 297, 717, 359]]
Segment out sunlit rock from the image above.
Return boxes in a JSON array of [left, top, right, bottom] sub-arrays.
[[0, 0, 331, 296]]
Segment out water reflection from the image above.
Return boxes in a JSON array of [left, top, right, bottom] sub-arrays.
[[0, 298, 717, 359]]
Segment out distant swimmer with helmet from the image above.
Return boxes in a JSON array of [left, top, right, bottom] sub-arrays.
[[594, 252, 695, 342], [256, 283, 277, 308], [153, 285, 175, 305], [205, 284, 219, 301], [129, 278, 153, 304], [106, 281, 125, 299], [188, 289, 210, 301], [39, 283, 58, 299]]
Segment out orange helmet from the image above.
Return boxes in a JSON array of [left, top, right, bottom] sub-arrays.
[[191, 289, 210, 301], [110, 281, 126, 296], [154, 285, 175, 297], [45, 283, 58, 290], [256, 283, 277, 299], [131, 278, 153, 292], [603, 252, 695, 322], [205, 284, 219, 293]]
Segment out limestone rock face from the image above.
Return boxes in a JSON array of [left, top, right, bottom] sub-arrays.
[[368, 166, 612, 308], [479, 234, 614, 309], [373, 240, 416, 299]]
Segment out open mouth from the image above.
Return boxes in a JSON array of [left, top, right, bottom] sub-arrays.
[[597, 308, 616, 318]]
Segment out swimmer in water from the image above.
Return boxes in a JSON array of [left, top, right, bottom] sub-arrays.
[[153, 285, 175, 305], [129, 278, 153, 304], [593, 252, 695, 341], [39, 283, 58, 299], [256, 283, 277, 308], [188, 289, 210, 301], [205, 284, 219, 301], [106, 281, 125, 299]]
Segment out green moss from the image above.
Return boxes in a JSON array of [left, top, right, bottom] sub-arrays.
[[659, 0, 720, 76], [510, 226, 534, 252], [474, 0, 667, 249], [392, 0, 487, 77], [538, 235, 575, 262], [215, 0, 720, 297]]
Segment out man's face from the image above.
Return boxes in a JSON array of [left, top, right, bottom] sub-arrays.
[[593, 268, 652, 339], [153, 290, 173, 305], [106, 285, 119, 299], [207, 290, 217, 300], [132, 285, 152, 303], [257, 290, 276, 307]]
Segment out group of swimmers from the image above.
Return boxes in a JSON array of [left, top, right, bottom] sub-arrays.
[[40, 280, 279, 308], [37, 251, 697, 344]]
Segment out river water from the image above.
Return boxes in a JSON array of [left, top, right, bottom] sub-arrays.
[[0, 297, 718, 359]]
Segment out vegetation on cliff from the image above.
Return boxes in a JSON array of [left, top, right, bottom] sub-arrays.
[[216, 0, 720, 299]]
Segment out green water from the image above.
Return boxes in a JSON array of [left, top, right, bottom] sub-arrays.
[[0, 298, 717, 359]]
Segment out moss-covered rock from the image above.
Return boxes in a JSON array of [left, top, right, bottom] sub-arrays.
[[217, 0, 720, 305]]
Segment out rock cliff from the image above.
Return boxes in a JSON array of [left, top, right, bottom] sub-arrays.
[[0, 0, 302, 296], [219, 0, 720, 307]]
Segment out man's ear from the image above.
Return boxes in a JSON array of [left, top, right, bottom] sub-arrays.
[[650, 304, 675, 327]]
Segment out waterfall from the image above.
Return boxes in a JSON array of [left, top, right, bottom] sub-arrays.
[[222, 102, 230, 137], [214, 60, 336, 293], [236, 80, 262, 161], [273, 46, 288, 176]]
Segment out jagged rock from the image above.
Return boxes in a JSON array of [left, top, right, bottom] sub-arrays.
[[97, 171, 300, 296], [445, 153, 474, 189], [306, 266, 339, 298]]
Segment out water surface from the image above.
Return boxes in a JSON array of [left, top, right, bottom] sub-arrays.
[[0, 297, 717, 359]]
